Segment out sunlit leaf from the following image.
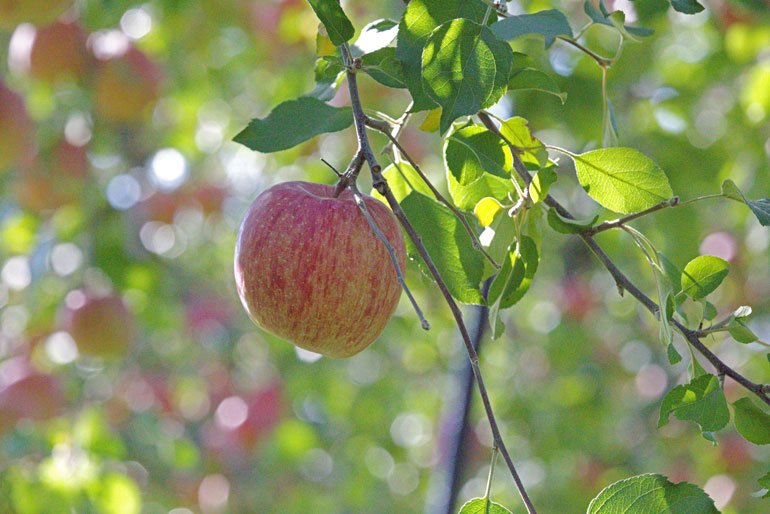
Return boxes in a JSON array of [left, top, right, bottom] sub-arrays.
[[372, 161, 433, 204], [474, 197, 503, 227], [658, 374, 730, 433], [681, 255, 729, 300], [573, 148, 673, 214], [458, 497, 514, 514], [421, 19, 499, 133], [401, 192, 485, 304], [529, 166, 557, 204], [587, 474, 719, 514], [361, 47, 407, 88]]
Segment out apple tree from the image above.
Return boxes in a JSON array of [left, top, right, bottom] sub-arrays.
[[0, 0, 769, 513]]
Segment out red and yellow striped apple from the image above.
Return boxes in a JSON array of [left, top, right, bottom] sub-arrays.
[[234, 181, 405, 358]]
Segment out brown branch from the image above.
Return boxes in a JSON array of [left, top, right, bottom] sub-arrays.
[[343, 49, 540, 514], [583, 197, 680, 236], [477, 111, 770, 408]]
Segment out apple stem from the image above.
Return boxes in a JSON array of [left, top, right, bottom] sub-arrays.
[[349, 184, 430, 331], [364, 116, 502, 271], [339, 39, 540, 514], [478, 111, 770, 409]]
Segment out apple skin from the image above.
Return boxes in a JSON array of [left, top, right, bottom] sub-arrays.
[[0, 358, 67, 433], [61, 294, 137, 356], [0, 80, 36, 172], [234, 181, 405, 358], [29, 21, 90, 83], [0, 0, 72, 29], [93, 46, 162, 122]]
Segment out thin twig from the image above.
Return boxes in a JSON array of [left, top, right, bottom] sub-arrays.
[[364, 116, 501, 270], [584, 197, 680, 236], [477, 111, 770, 408], [349, 184, 430, 331], [343, 49, 539, 514]]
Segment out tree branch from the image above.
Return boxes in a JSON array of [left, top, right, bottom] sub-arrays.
[[343, 50, 540, 514], [583, 197, 680, 236], [477, 111, 770, 408]]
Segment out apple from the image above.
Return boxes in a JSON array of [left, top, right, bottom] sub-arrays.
[[93, 45, 162, 122], [0, 357, 67, 433], [29, 21, 90, 83], [234, 181, 405, 358], [61, 293, 137, 356], [12, 139, 87, 213], [0, 80, 36, 172], [0, 0, 72, 29]]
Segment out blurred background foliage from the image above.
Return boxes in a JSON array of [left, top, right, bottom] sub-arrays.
[[0, 0, 769, 513]]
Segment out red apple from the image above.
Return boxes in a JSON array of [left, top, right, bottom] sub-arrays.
[[234, 181, 405, 358], [0, 358, 67, 433], [0, 0, 72, 29], [29, 21, 90, 83], [61, 293, 137, 356], [11, 139, 87, 214], [93, 45, 162, 122], [0, 80, 36, 172]]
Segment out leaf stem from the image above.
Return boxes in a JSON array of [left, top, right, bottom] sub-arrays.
[[584, 197, 680, 236]]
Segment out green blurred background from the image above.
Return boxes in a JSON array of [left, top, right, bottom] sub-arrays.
[[0, 0, 769, 512]]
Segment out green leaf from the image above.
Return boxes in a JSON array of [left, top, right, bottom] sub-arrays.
[[458, 498, 514, 514], [371, 161, 434, 204], [720, 179, 770, 226], [704, 301, 718, 321], [488, 236, 539, 338], [728, 318, 758, 344], [681, 255, 729, 300], [498, 116, 548, 168], [670, 0, 705, 14], [573, 148, 674, 214], [658, 374, 730, 433], [307, 0, 355, 46], [587, 474, 719, 514], [401, 192, 485, 304], [529, 166, 557, 204], [233, 97, 352, 153], [445, 124, 513, 184], [488, 236, 539, 308], [474, 197, 504, 227], [547, 208, 598, 234], [395, 0, 488, 111], [667, 343, 682, 365], [361, 47, 407, 89], [653, 265, 673, 345], [490, 9, 573, 48], [351, 18, 398, 56], [721, 179, 744, 202], [308, 58, 345, 101], [482, 30, 514, 111], [733, 397, 770, 444], [448, 170, 518, 211], [583, 1, 655, 38], [758, 470, 770, 497], [508, 68, 566, 102], [658, 252, 682, 294], [422, 20, 500, 133]]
